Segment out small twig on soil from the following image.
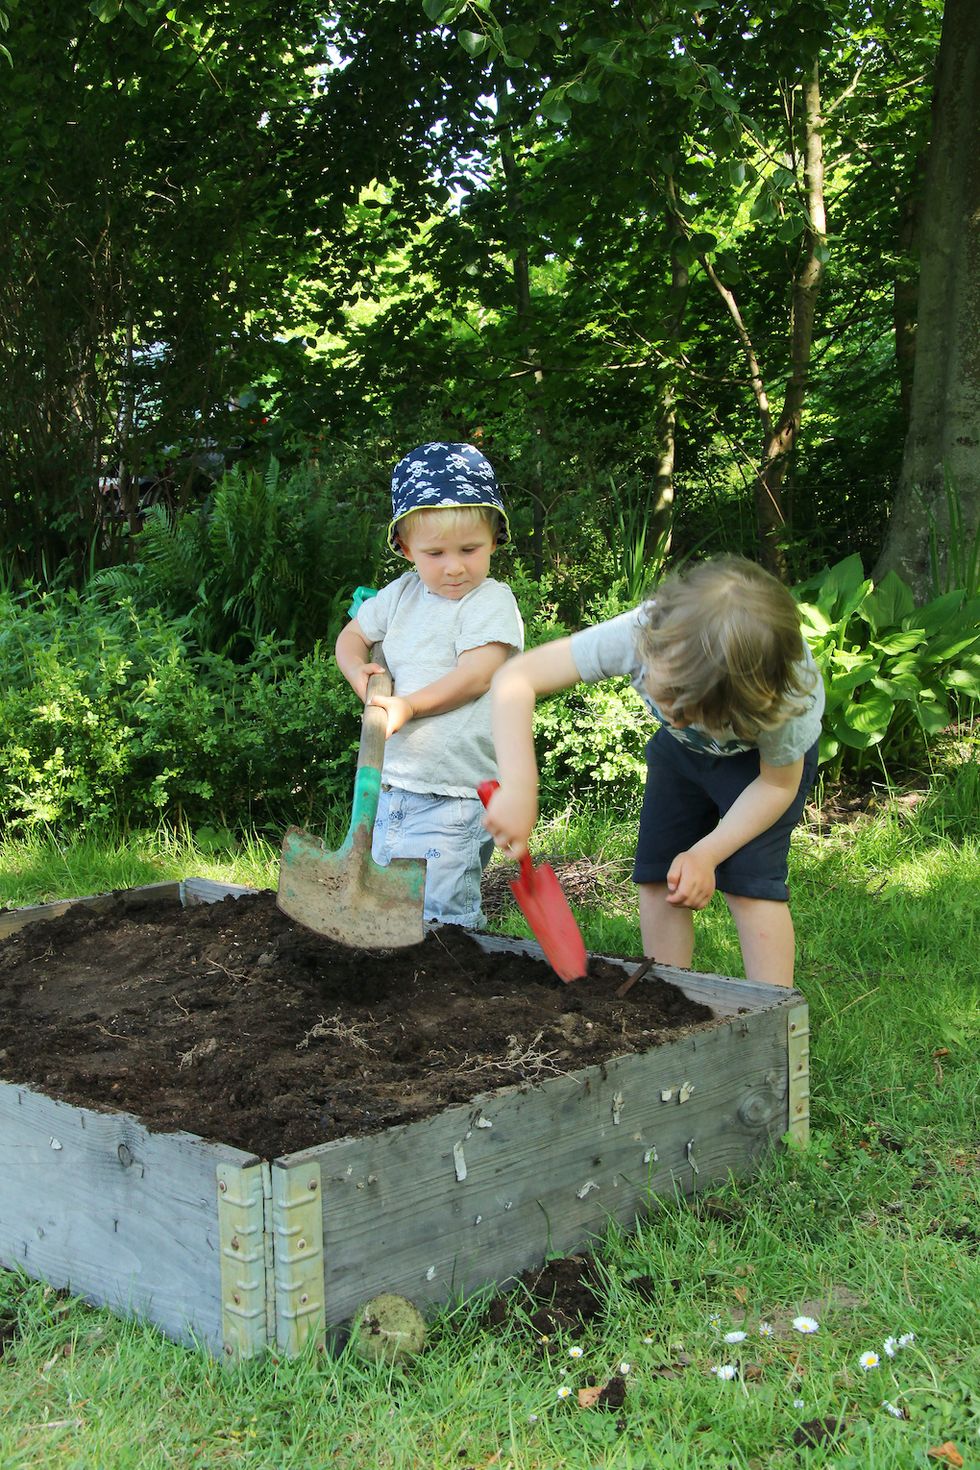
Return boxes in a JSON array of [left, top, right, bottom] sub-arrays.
[[171, 993, 190, 1017], [450, 1031, 568, 1083], [615, 956, 658, 999], [96, 1023, 131, 1042], [204, 960, 248, 983], [297, 1013, 378, 1054], [178, 1037, 219, 1069]]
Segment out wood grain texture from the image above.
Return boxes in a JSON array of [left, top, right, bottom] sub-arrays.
[[0, 1080, 259, 1351]]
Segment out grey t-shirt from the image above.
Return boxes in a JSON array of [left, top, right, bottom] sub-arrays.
[[570, 605, 824, 764], [355, 572, 524, 797]]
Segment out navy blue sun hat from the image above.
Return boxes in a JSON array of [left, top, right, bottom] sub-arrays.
[[388, 442, 509, 551]]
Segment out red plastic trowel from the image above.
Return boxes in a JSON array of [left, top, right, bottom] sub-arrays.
[[477, 780, 588, 983]]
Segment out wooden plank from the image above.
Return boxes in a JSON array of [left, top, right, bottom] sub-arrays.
[[279, 1004, 792, 1331], [0, 1080, 260, 1353], [181, 878, 258, 906], [0, 882, 182, 940], [470, 930, 800, 1016]]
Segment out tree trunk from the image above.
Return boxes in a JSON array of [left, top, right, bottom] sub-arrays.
[[497, 78, 547, 578], [756, 62, 828, 581], [650, 230, 690, 552], [874, 0, 980, 599]]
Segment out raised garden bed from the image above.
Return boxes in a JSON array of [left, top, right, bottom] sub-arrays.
[[0, 880, 809, 1360]]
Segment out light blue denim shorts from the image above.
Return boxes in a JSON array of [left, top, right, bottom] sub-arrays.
[[372, 786, 494, 928]]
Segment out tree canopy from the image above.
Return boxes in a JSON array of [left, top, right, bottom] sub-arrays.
[[2, 0, 974, 599]]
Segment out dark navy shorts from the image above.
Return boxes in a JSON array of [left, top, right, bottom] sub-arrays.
[[633, 728, 820, 902]]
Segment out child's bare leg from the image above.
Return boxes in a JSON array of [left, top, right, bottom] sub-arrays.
[[638, 882, 695, 966], [724, 894, 795, 986]]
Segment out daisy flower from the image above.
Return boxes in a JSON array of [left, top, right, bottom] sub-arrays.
[[882, 1401, 905, 1419], [898, 1332, 915, 1348], [793, 1315, 819, 1334], [556, 1385, 572, 1400], [642, 1335, 654, 1344], [860, 1351, 880, 1371], [618, 1361, 632, 1375], [724, 1330, 748, 1344], [708, 1313, 723, 1329], [568, 1346, 584, 1359], [793, 1398, 805, 1409], [711, 1364, 737, 1380], [759, 1321, 774, 1338], [883, 1337, 897, 1358]]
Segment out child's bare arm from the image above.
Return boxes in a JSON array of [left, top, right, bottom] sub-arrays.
[[483, 638, 581, 856], [369, 642, 511, 737], [335, 619, 385, 702], [666, 756, 805, 909]]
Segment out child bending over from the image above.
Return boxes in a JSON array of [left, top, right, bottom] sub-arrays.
[[336, 442, 524, 928], [482, 556, 824, 986]]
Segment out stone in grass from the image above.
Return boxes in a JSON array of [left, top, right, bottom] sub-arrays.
[[351, 1294, 427, 1363]]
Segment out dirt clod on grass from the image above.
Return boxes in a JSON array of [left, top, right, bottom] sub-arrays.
[[0, 889, 715, 1158]]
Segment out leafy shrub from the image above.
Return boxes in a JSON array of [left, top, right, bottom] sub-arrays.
[[794, 555, 980, 779], [504, 563, 648, 814], [0, 589, 361, 835], [90, 458, 386, 659]]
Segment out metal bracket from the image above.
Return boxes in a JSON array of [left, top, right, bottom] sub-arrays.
[[786, 1003, 811, 1147], [271, 1160, 326, 1356], [217, 1160, 271, 1362]]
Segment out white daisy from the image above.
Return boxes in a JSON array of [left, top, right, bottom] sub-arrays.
[[793, 1315, 819, 1334], [860, 1351, 880, 1371], [898, 1332, 915, 1348], [758, 1321, 774, 1337], [724, 1330, 748, 1344], [882, 1401, 905, 1419], [618, 1361, 632, 1375], [711, 1364, 737, 1380], [568, 1346, 584, 1358], [556, 1384, 572, 1400], [883, 1336, 897, 1358]]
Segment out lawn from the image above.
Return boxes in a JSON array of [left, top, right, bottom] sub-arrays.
[[0, 754, 977, 1468]]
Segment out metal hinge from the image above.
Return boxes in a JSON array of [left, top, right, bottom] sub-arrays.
[[217, 1159, 271, 1362], [786, 1003, 811, 1148], [271, 1160, 326, 1356]]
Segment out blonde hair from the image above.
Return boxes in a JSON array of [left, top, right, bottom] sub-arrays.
[[636, 556, 815, 740], [395, 504, 501, 550]]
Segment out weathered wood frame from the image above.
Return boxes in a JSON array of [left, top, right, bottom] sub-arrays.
[[0, 880, 809, 1360]]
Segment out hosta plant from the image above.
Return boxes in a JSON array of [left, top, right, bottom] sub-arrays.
[[794, 555, 980, 780]]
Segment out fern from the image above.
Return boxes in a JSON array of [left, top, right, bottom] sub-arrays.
[[89, 456, 385, 660]]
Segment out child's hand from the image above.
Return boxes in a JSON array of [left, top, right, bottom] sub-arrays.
[[369, 693, 415, 737], [481, 782, 538, 860], [352, 662, 386, 702], [665, 850, 716, 910]]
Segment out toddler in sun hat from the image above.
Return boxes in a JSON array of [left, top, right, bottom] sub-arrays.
[[387, 441, 510, 551], [335, 441, 523, 928]]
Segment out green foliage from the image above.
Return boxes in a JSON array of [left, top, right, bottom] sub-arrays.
[[795, 554, 980, 779], [0, 588, 361, 835], [535, 678, 648, 814], [505, 562, 648, 812], [90, 459, 384, 658]]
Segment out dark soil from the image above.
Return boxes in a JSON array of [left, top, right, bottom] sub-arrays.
[[0, 890, 715, 1159]]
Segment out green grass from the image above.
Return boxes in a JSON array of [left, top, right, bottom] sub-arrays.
[[1, 759, 978, 1467]]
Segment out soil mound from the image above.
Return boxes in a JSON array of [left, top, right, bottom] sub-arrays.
[[0, 890, 714, 1158]]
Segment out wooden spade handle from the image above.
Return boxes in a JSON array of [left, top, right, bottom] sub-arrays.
[[357, 642, 393, 776]]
